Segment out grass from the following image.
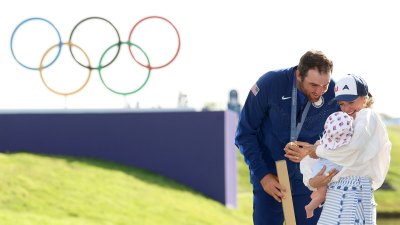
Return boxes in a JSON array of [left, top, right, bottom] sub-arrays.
[[0, 153, 251, 225], [374, 125, 400, 214], [0, 125, 398, 224]]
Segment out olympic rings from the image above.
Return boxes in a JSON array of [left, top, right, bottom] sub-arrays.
[[10, 16, 180, 96]]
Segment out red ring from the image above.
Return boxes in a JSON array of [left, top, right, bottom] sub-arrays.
[[128, 16, 180, 70]]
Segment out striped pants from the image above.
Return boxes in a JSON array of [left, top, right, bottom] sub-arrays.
[[317, 176, 376, 225]]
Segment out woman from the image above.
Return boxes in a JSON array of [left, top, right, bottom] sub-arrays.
[[285, 74, 391, 225]]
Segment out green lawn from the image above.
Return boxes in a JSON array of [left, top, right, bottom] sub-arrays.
[[374, 125, 400, 213], [0, 125, 398, 224], [0, 152, 252, 225]]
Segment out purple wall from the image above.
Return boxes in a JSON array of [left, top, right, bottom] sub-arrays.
[[0, 109, 237, 207]]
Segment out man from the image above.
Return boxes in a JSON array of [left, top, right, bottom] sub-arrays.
[[235, 50, 339, 225]]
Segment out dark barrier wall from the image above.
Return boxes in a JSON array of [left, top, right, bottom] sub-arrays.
[[0, 109, 237, 207]]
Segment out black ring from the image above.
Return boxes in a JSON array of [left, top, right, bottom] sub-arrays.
[[69, 17, 121, 70]]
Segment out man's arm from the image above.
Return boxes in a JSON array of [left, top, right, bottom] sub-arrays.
[[235, 76, 288, 202]]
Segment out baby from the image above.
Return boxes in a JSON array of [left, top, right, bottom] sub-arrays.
[[304, 111, 354, 218]]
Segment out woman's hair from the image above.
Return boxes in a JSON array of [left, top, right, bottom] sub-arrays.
[[364, 92, 374, 108]]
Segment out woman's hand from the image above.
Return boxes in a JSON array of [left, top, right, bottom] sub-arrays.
[[309, 166, 338, 188], [284, 141, 316, 163], [308, 149, 318, 159]]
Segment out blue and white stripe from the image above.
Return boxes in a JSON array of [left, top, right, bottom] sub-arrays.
[[317, 176, 375, 225]]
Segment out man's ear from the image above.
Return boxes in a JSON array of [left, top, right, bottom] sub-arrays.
[[295, 70, 302, 82]]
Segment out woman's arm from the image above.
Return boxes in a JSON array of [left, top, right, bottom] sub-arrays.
[[309, 167, 338, 188], [316, 109, 380, 166]]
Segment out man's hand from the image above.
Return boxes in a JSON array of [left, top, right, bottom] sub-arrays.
[[260, 173, 286, 202], [284, 141, 314, 163], [309, 166, 338, 188]]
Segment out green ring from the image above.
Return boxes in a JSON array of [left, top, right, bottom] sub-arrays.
[[98, 41, 151, 95]]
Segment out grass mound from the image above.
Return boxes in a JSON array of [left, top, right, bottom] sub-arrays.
[[0, 153, 251, 225]]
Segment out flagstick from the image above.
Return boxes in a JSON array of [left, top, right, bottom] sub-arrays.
[[276, 160, 297, 225]]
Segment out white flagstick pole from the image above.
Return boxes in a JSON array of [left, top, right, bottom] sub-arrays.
[[276, 160, 297, 225]]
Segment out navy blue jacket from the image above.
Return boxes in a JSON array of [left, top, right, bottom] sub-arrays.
[[235, 66, 339, 194]]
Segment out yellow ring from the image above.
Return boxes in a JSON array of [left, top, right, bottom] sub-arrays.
[[39, 42, 91, 96]]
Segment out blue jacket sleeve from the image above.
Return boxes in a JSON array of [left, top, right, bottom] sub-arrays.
[[235, 77, 275, 182]]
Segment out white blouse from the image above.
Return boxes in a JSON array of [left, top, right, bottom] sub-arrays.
[[301, 108, 391, 190]]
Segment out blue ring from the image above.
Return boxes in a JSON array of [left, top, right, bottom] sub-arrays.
[[10, 17, 62, 70]]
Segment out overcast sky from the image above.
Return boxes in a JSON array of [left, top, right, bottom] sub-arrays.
[[1, 0, 399, 117]]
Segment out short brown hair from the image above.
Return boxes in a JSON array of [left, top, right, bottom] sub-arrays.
[[297, 50, 333, 80]]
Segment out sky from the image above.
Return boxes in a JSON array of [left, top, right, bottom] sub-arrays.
[[1, 0, 400, 117]]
